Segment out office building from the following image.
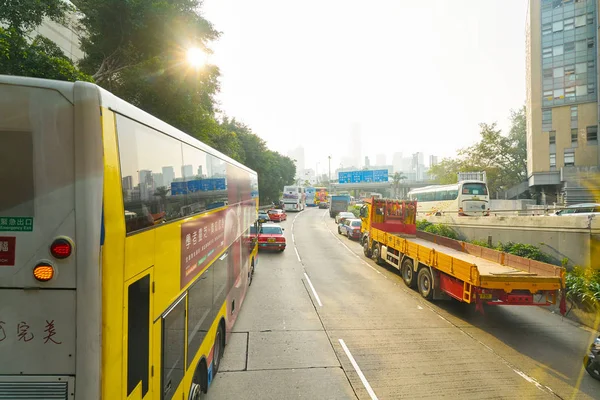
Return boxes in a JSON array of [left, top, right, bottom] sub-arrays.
[[429, 155, 438, 167], [287, 146, 306, 179], [527, 0, 600, 204], [162, 166, 175, 189], [365, 156, 371, 168], [376, 153, 386, 166]]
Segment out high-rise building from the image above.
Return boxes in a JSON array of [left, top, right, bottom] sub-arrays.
[[152, 173, 164, 188], [365, 156, 371, 168], [197, 165, 203, 177], [527, 0, 600, 204], [376, 153, 386, 166], [412, 152, 425, 181], [429, 155, 438, 167], [138, 170, 153, 201], [162, 166, 175, 189], [122, 176, 133, 191], [392, 152, 403, 173], [350, 124, 362, 169], [181, 164, 193, 179]]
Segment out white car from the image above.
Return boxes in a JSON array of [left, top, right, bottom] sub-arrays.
[[335, 212, 355, 224], [553, 203, 600, 216]]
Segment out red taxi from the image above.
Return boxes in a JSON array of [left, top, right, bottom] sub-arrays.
[[256, 224, 286, 251], [268, 209, 287, 222]]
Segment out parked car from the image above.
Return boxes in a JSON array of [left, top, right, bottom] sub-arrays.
[[319, 202, 329, 209], [258, 212, 270, 223], [553, 203, 600, 216], [335, 211, 355, 224], [257, 224, 286, 251], [584, 335, 600, 381], [339, 218, 362, 239], [268, 209, 287, 222]]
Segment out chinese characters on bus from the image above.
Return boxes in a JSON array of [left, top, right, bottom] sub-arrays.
[[0, 319, 62, 344]]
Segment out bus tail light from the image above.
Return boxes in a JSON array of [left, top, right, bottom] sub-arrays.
[[458, 207, 466, 216], [50, 237, 73, 259], [33, 263, 55, 282]]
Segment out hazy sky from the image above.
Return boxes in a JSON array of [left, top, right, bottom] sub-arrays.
[[202, 0, 527, 173]]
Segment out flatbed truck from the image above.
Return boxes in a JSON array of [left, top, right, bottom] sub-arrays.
[[359, 197, 566, 313]]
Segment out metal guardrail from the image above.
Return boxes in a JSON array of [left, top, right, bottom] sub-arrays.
[[417, 206, 595, 217]]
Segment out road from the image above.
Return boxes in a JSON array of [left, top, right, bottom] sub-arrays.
[[207, 207, 600, 399]]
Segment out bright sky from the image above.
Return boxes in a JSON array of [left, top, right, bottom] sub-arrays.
[[202, 0, 527, 173]]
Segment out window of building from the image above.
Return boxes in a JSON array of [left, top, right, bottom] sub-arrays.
[[575, 14, 587, 27], [588, 38, 595, 48], [576, 40, 586, 51], [543, 68, 553, 78], [542, 108, 552, 130], [544, 89, 554, 98], [549, 131, 556, 144], [554, 44, 564, 56], [553, 67, 564, 78], [543, 47, 553, 58], [554, 88, 564, 99], [587, 13, 594, 25], [543, 23, 553, 34], [587, 126, 598, 143], [564, 42, 576, 52], [576, 85, 587, 96], [565, 18, 575, 30], [588, 60, 594, 70], [576, 62, 587, 74], [589, 83, 595, 94], [566, 86, 575, 97], [550, 153, 556, 168], [571, 105, 578, 119], [565, 65, 575, 75], [564, 150, 575, 166], [572, 128, 579, 144], [553, 20, 564, 32]]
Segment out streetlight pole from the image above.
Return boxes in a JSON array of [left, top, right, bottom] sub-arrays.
[[328, 155, 332, 194]]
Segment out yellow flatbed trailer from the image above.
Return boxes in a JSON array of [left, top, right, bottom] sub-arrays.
[[360, 198, 566, 313]]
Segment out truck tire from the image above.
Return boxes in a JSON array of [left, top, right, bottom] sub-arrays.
[[372, 244, 384, 265], [401, 258, 417, 288], [363, 240, 372, 258], [417, 268, 434, 300]]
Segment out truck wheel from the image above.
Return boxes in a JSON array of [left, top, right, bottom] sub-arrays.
[[363, 240, 372, 257], [401, 259, 417, 288], [417, 268, 434, 300], [338, 226, 342, 234], [372, 244, 384, 265]]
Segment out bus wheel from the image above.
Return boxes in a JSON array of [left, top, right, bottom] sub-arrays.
[[401, 259, 416, 288], [213, 323, 225, 375], [417, 268, 434, 300], [363, 240, 372, 258], [190, 359, 208, 399], [189, 383, 202, 400]]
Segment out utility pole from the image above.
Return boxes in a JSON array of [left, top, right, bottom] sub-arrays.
[[328, 155, 332, 194]]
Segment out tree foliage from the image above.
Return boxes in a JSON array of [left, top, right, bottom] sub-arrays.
[[0, 0, 91, 82], [428, 107, 528, 196]]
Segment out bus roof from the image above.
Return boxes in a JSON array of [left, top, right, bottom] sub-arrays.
[[0, 75, 257, 177], [407, 180, 486, 195]]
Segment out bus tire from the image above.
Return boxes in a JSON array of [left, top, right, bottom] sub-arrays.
[[417, 268, 434, 300], [401, 258, 417, 288], [191, 358, 208, 397], [213, 321, 225, 375], [363, 240, 372, 258]]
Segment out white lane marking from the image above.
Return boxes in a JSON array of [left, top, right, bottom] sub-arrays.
[[292, 233, 295, 243], [304, 272, 323, 307], [417, 305, 423, 310], [338, 339, 379, 400], [294, 246, 301, 262], [512, 369, 555, 394], [326, 229, 383, 276]]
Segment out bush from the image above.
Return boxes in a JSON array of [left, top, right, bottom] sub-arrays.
[[566, 267, 600, 309], [348, 205, 361, 218], [494, 242, 551, 263], [470, 239, 491, 248], [416, 220, 458, 240]]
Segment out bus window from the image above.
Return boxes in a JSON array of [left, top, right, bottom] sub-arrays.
[[162, 296, 186, 400], [0, 131, 34, 217], [187, 268, 213, 367], [462, 183, 488, 195], [117, 115, 185, 233], [449, 190, 458, 200]]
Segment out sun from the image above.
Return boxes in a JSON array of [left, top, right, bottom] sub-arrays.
[[186, 47, 207, 68]]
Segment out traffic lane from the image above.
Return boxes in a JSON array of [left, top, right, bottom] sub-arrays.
[[294, 209, 550, 399], [208, 211, 356, 400], [308, 210, 598, 399]]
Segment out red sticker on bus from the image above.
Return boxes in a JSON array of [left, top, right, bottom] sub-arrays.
[[0, 236, 16, 266]]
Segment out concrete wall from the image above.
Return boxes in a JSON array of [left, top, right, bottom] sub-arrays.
[[422, 214, 600, 269]]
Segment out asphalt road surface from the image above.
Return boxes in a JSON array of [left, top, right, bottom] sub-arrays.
[[207, 207, 600, 400]]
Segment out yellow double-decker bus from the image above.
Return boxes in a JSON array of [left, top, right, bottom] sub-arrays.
[[0, 76, 259, 400]]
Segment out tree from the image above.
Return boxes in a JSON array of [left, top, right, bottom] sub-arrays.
[[427, 107, 527, 196], [0, 0, 91, 82], [75, 0, 219, 84], [391, 172, 407, 198]]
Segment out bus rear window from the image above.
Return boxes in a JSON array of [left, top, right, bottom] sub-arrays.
[[462, 183, 488, 196], [0, 131, 34, 216]]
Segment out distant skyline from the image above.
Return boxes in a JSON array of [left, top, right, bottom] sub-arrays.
[[202, 0, 527, 174]]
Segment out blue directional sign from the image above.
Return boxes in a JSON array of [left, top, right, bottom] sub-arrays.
[[337, 169, 388, 184]]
